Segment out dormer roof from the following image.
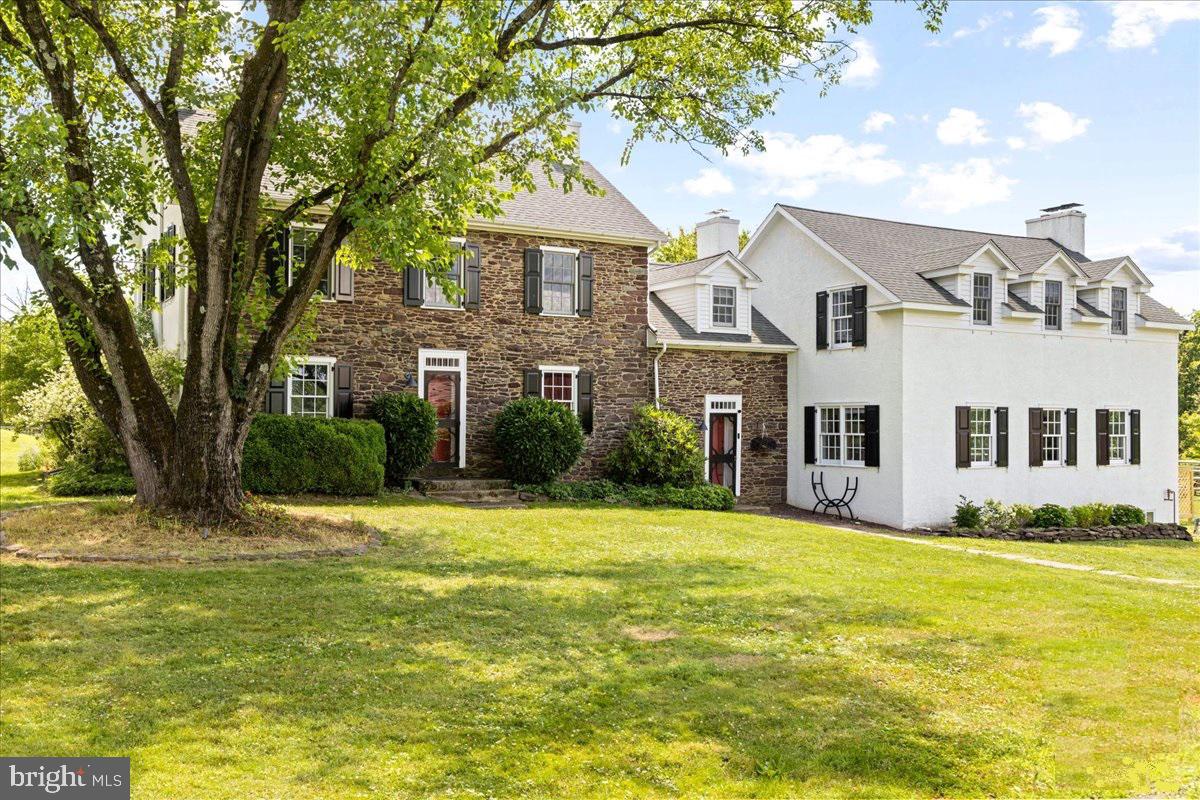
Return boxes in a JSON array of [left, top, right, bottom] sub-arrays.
[[648, 251, 761, 287]]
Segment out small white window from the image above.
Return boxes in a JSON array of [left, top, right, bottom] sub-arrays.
[[1109, 409, 1128, 464], [711, 286, 736, 327], [972, 274, 992, 325], [539, 366, 578, 413], [830, 288, 854, 347], [1044, 281, 1062, 330], [1111, 288, 1128, 335], [818, 405, 866, 467], [1041, 408, 1063, 466], [425, 247, 464, 309], [541, 250, 577, 316], [969, 407, 994, 466], [287, 359, 334, 417]]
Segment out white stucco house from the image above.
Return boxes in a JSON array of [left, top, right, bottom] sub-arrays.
[[737, 202, 1193, 529]]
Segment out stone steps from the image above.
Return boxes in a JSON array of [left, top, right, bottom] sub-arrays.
[[417, 477, 523, 508], [417, 477, 513, 493], [428, 490, 520, 503]]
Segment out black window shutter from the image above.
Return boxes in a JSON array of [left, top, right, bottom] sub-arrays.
[[523, 369, 540, 397], [577, 371, 593, 433], [141, 244, 154, 306], [1096, 409, 1110, 466], [1028, 407, 1043, 467], [955, 406, 970, 468], [163, 224, 177, 300], [1130, 409, 1141, 464], [334, 256, 353, 301], [266, 229, 288, 298], [1065, 408, 1078, 466], [815, 291, 828, 350], [851, 285, 867, 347], [995, 407, 1008, 467], [864, 404, 880, 467], [803, 406, 816, 464], [464, 243, 481, 310], [263, 377, 286, 415], [334, 364, 354, 418], [576, 252, 594, 317], [403, 264, 424, 306], [524, 249, 543, 314]]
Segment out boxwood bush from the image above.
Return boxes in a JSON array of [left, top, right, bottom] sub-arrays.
[[1110, 503, 1146, 526], [493, 397, 585, 484], [242, 415, 385, 495], [605, 404, 704, 487], [1030, 503, 1074, 528], [1070, 503, 1113, 528], [369, 392, 437, 485]]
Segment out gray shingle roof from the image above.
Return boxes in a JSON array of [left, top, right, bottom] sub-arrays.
[[1139, 295, 1194, 326], [648, 254, 724, 284], [1078, 256, 1126, 281], [1076, 297, 1110, 319], [648, 293, 795, 349], [777, 205, 1189, 325], [1005, 291, 1042, 314]]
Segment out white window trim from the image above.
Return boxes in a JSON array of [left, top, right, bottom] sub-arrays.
[[1110, 287, 1129, 336], [417, 348, 468, 469], [422, 240, 467, 311], [1040, 406, 1065, 467], [1043, 280, 1063, 331], [971, 272, 992, 326], [538, 365, 580, 413], [815, 404, 867, 468], [704, 394, 742, 497], [1108, 407, 1131, 466], [968, 405, 997, 468], [285, 355, 336, 418], [286, 224, 336, 303], [710, 285, 738, 328], [829, 287, 855, 350], [539, 246, 580, 318]]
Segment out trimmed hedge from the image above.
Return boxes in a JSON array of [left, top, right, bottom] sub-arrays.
[[1030, 503, 1074, 528], [493, 398, 585, 484], [1110, 503, 1146, 526], [518, 480, 735, 511], [369, 392, 438, 485], [606, 404, 704, 487], [48, 463, 136, 496], [242, 415, 385, 495]]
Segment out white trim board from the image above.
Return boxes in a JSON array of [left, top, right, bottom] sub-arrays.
[[417, 348, 468, 469]]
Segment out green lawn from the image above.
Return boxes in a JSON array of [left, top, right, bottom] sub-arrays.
[[2, 464, 1199, 797]]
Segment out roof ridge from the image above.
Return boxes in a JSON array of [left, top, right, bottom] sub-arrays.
[[780, 204, 1058, 245]]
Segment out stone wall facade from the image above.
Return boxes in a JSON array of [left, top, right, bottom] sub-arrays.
[[656, 348, 789, 505], [310, 228, 652, 478]]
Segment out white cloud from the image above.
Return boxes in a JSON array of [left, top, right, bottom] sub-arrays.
[[842, 39, 881, 86], [953, 9, 1014, 40], [862, 111, 895, 133], [906, 158, 1016, 214], [1093, 225, 1200, 272], [1017, 101, 1091, 146], [728, 131, 903, 201], [1019, 6, 1084, 56], [680, 167, 734, 198], [1106, 1, 1200, 49], [936, 108, 991, 146], [1006, 136, 1028, 150]]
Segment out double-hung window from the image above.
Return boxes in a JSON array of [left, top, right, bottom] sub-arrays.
[[287, 360, 333, 417], [830, 288, 854, 347], [287, 227, 334, 298], [1108, 409, 1129, 464], [711, 286, 736, 327], [539, 366, 578, 413], [818, 405, 866, 467], [541, 250, 577, 315], [972, 274, 992, 325], [969, 407, 994, 466], [1044, 280, 1062, 330], [1041, 408, 1063, 465], [1111, 288, 1128, 335], [425, 246, 463, 309]]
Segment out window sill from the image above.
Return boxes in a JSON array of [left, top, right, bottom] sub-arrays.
[[829, 342, 856, 351], [422, 304, 466, 312], [540, 312, 580, 319], [816, 461, 871, 469]]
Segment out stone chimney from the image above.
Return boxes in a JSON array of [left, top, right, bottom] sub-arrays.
[[696, 213, 740, 260], [1026, 203, 1085, 254]]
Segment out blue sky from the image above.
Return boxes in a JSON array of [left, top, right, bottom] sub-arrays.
[[3, 1, 1197, 314], [581, 0, 1200, 314]]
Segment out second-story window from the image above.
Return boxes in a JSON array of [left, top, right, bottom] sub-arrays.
[[288, 227, 334, 298], [425, 249, 462, 309], [830, 288, 854, 346], [1111, 287, 1128, 335], [542, 250, 576, 315], [711, 286, 736, 327], [1044, 280, 1062, 330], [972, 274, 992, 325]]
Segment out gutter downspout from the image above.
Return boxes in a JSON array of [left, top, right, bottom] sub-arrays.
[[653, 339, 667, 409]]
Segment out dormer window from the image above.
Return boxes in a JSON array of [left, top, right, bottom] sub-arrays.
[[1044, 280, 1062, 330], [972, 273, 992, 325], [1111, 288, 1127, 335], [711, 286, 736, 327]]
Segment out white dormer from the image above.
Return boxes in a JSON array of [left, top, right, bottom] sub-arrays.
[[649, 251, 761, 336]]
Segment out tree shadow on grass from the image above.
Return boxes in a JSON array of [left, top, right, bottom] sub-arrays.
[[1, 542, 1035, 797]]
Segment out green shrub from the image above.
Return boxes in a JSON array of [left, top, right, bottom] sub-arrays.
[[493, 398, 585, 484], [1110, 504, 1146, 526], [1010, 503, 1034, 529], [17, 446, 44, 472], [953, 496, 983, 530], [47, 462, 136, 496], [518, 479, 735, 511], [1070, 503, 1113, 528], [980, 498, 1015, 531], [369, 392, 438, 485], [242, 415, 385, 495], [605, 404, 704, 487], [1031, 503, 1074, 528]]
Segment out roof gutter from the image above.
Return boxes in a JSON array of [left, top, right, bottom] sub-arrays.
[[653, 339, 668, 409]]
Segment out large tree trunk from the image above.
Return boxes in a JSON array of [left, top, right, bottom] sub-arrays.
[[155, 388, 251, 523]]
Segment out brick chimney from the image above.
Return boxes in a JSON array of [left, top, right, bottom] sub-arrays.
[[1026, 203, 1085, 254]]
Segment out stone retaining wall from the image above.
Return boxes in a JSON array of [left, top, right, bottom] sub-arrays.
[[925, 522, 1192, 542]]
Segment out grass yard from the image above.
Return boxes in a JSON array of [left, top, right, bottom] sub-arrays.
[[2, 462, 1199, 797]]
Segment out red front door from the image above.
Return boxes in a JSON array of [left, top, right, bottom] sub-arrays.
[[425, 372, 459, 464], [708, 412, 737, 490]]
